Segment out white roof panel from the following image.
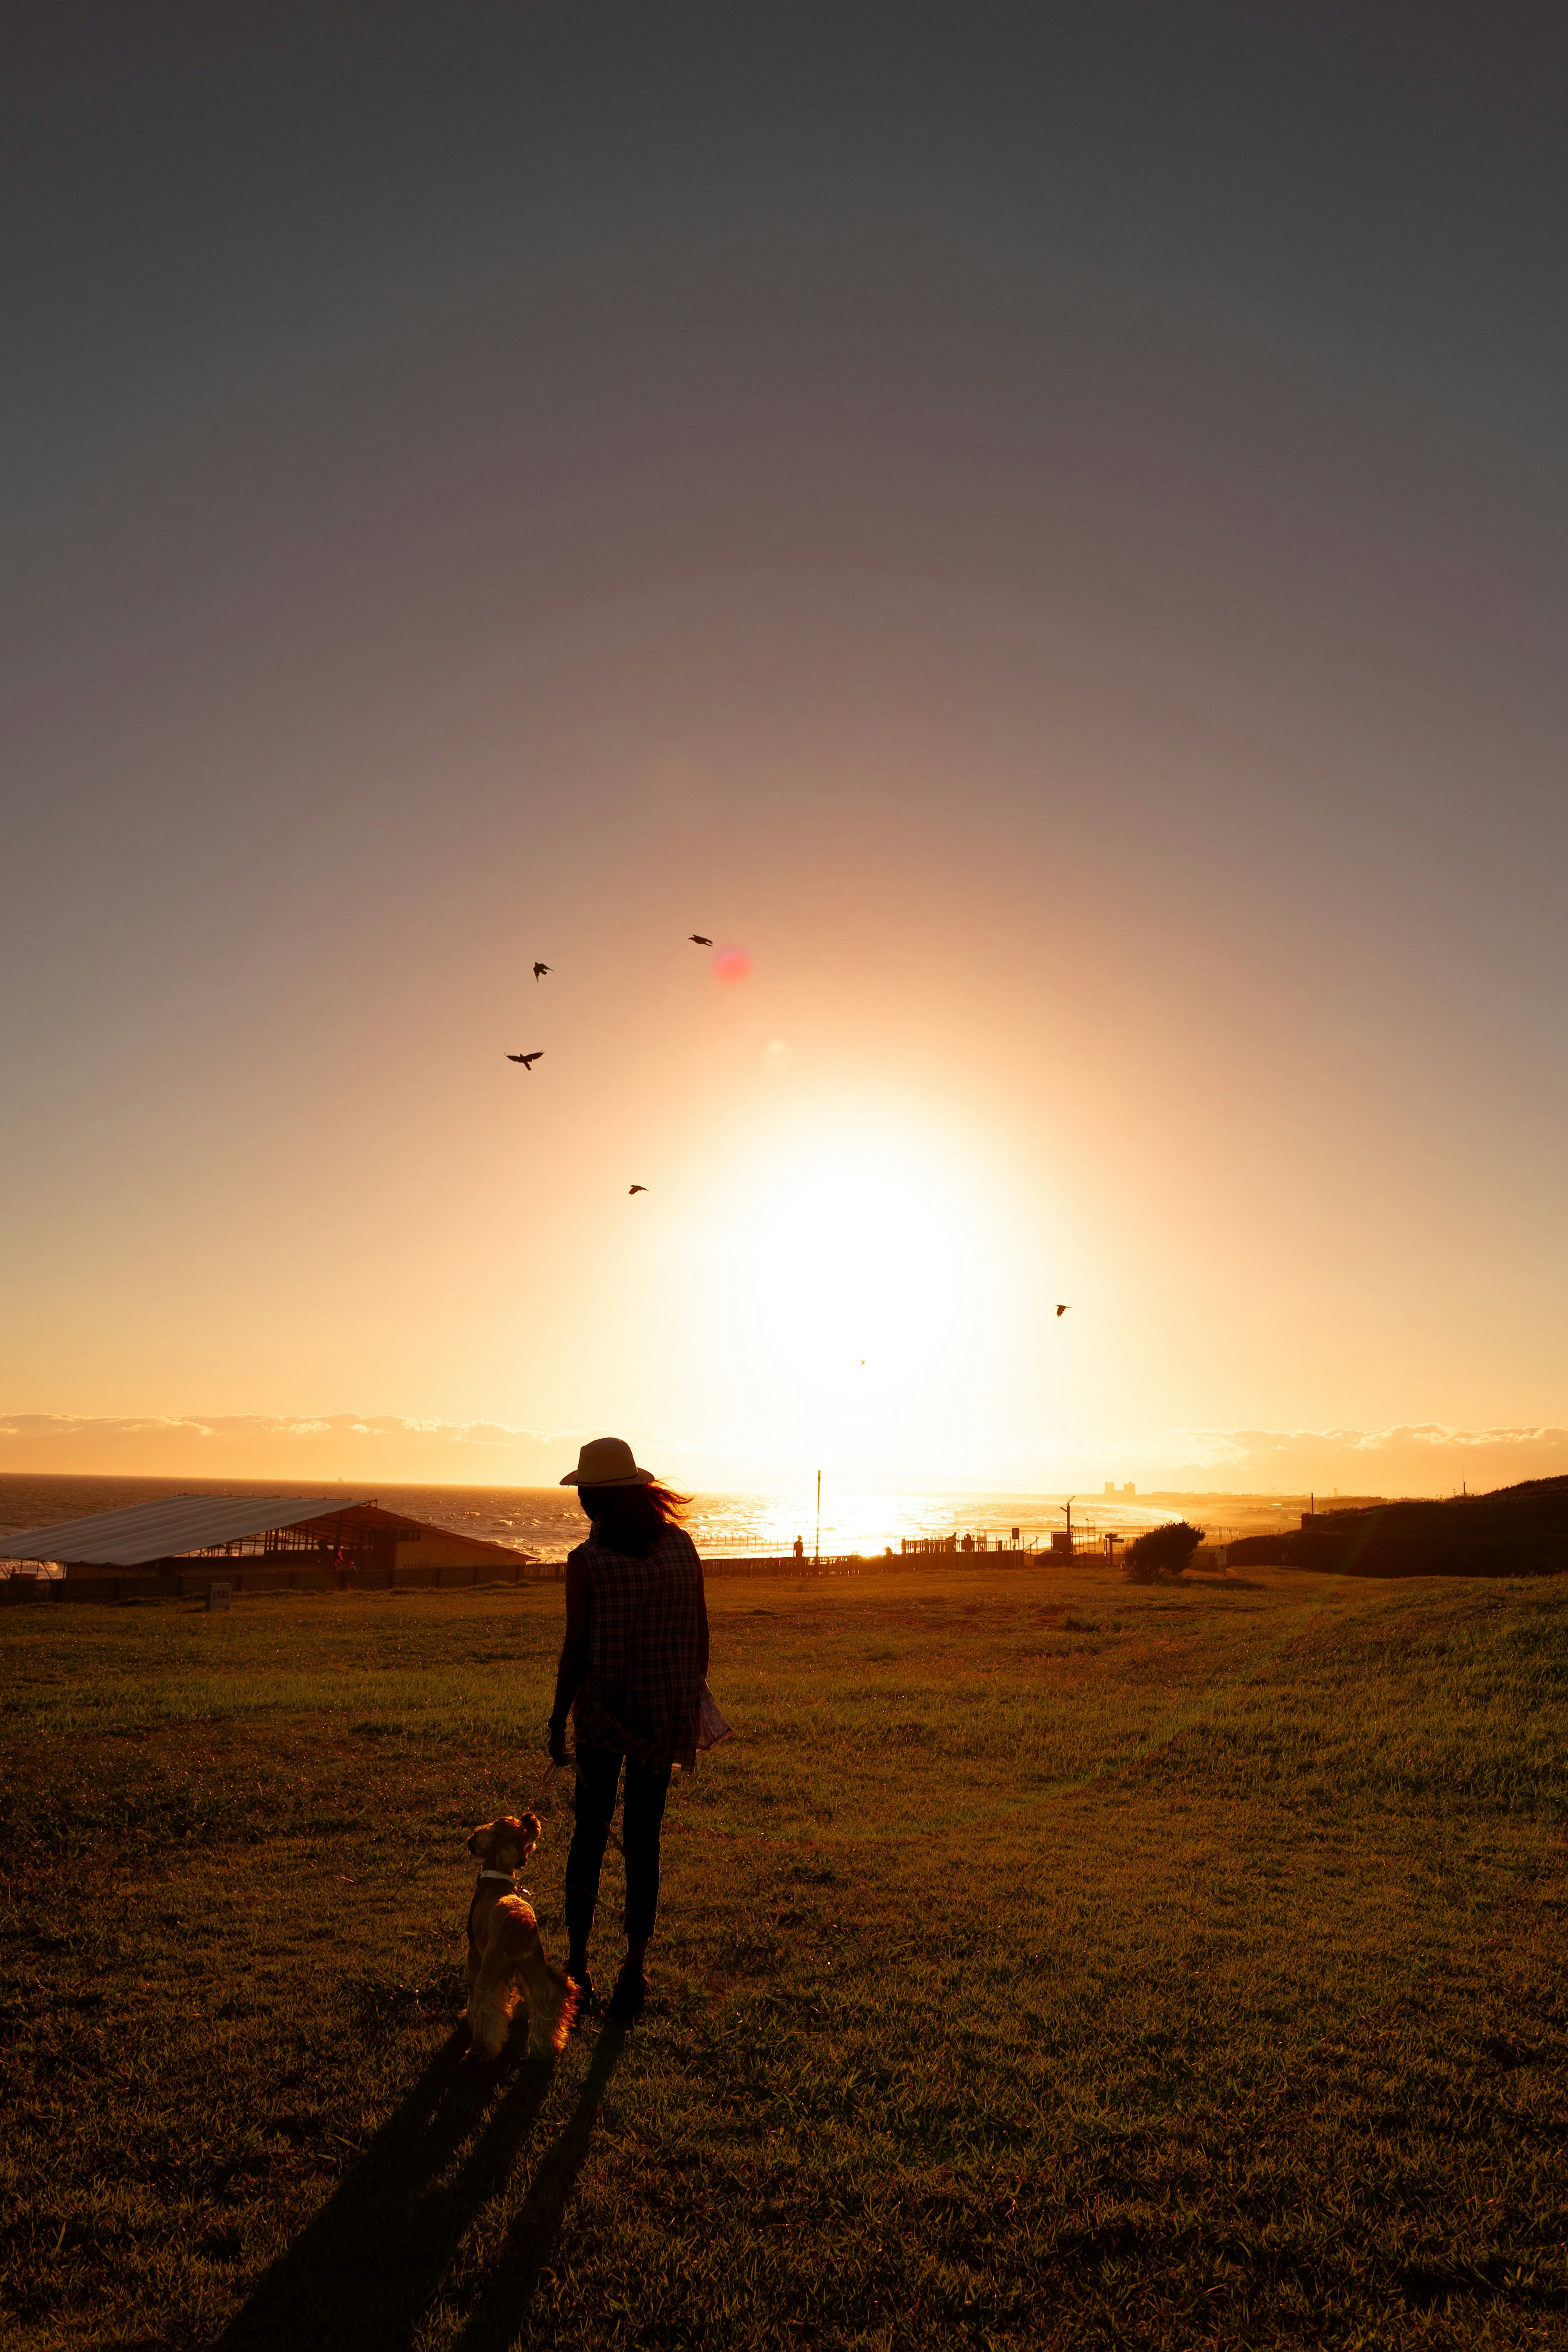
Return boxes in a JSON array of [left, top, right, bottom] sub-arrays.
[[0, 1494, 370, 1567]]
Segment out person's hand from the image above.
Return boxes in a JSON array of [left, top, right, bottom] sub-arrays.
[[548, 1719, 569, 1768]]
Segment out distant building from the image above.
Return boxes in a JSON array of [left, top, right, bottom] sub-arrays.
[[1103, 1481, 1116, 1496], [0, 1492, 537, 1598], [1123, 1482, 1136, 1497]]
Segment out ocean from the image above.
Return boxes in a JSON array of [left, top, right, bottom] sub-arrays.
[[0, 1472, 1196, 1564]]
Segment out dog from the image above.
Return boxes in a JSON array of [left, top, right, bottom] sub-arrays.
[[462, 1813, 578, 2062]]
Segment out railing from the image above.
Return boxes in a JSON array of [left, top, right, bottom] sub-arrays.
[[695, 1528, 1141, 1562], [901, 1534, 1047, 1555], [691, 1532, 809, 1554], [695, 1528, 1091, 1558]]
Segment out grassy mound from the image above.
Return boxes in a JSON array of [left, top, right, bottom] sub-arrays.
[[1228, 1476, 1568, 1578]]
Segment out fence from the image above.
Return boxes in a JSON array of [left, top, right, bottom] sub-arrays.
[[0, 1557, 560, 1607], [900, 1534, 1043, 1556], [2, 1545, 1123, 1603]]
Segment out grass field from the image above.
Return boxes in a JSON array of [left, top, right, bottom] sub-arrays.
[[2, 1562, 1565, 2350]]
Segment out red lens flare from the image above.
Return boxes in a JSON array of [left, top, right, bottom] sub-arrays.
[[713, 945, 750, 983]]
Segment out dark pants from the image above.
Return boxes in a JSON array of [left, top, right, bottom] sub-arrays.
[[564, 1745, 672, 1950]]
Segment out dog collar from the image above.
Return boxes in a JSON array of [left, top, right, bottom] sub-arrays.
[[478, 1869, 516, 1885]]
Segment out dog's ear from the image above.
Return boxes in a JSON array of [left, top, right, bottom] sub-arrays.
[[466, 1823, 494, 1858], [492, 1812, 541, 1866]]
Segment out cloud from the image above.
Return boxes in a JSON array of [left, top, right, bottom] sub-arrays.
[[0, 1412, 767, 1488], [1150, 1423, 1568, 1494], [2, 1413, 1564, 1497]]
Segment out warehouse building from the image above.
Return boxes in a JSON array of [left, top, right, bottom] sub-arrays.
[[0, 1492, 541, 1604]]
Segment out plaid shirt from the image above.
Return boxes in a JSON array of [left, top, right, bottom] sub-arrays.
[[569, 1522, 706, 1771]]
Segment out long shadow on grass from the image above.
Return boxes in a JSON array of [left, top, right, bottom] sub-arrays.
[[451, 2020, 626, 2351], [217, 2024, 602, 2350]]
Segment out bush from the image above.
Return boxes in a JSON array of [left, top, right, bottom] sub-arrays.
[[1123, 1520, 1204, 1582]]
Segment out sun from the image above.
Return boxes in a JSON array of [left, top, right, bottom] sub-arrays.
[[735, 1145, 975, 1405], [674, 1110, 1033, 1475]]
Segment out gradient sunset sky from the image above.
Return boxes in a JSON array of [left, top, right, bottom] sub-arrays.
[[3, 4, 1565, 1492]]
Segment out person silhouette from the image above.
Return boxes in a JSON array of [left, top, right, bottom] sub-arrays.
[[548, 1437, 709, 2022]]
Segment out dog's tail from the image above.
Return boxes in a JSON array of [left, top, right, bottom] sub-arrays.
[[524, 1957, 579, 2058]]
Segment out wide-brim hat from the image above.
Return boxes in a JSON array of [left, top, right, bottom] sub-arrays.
[[560, 1436, 655, 1488]]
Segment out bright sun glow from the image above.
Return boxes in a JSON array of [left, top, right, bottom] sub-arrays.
[[748, 1154, 964, 1390], [696, 1133, 1011, 1471]]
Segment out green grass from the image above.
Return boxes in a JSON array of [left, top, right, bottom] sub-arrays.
[[2, 1564, 1565, 2349]]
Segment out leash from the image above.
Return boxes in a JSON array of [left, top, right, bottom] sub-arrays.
[[525, 1745, 626, 1849]]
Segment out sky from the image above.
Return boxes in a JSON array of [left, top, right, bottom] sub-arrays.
[[2, 3, 1565, 1494]]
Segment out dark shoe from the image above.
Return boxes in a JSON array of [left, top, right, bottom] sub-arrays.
[[608, 1967, 648, 2022], [567, 1972, 597, 2025]]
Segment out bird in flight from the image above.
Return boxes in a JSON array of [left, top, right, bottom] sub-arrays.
[[507, 1052, 544, 1070], [628, 1184, 648, 1195], [532, 962, 551, 981], [1056, 1303, 1071, 1316], [688, 933, 713, 946]]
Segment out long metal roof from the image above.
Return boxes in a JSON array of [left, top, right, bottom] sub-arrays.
[[0, 1494, 371, 1567]]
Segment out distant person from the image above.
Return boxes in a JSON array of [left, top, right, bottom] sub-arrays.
[[793, 1535, 804, 1559], [548, 1436, 708, 2022]]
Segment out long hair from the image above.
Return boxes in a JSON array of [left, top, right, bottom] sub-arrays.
[[576, 1480, 690, 1559]]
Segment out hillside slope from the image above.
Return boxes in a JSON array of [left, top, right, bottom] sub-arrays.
[[1227, 1476, 1568, 1577]]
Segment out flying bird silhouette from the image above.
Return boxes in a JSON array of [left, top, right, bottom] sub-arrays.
[[532, 962, 551, 981], [1056, 1304, 1071, 1316], [628, 1184, 648, 1195], [688, 933, 713, 946], [506, 1052, 543, 1070]]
